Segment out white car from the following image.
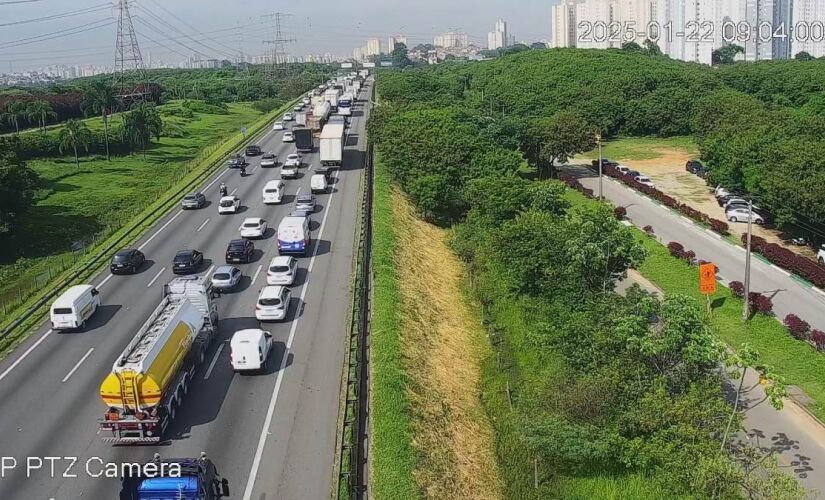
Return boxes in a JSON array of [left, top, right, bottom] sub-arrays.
[[218, 195, 240, 214], [284, 153, 301, 168], [262, 180, 285, 204], [239, 217, 267, 239], [724, 198, 750, 210], [293, 105, 303, 112], [615, 165, 631, 175], [727, 207, 764, 224], [633, 175, 655, 188], [281, 164, 298, 179], [230, 329, 273, 373], [282, 131, 295, 143], [255, 286, 291, 321], [818, 244, 825, 265], [266, 256, 298, 286], [272, 121, 285, 131], [715, 186, 731, 199], [260, 153, 277, 167], [283, 113, 294, 121], [302, 97, 311, 105]]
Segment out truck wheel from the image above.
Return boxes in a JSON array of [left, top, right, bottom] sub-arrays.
[[169, 400, 177, 420]]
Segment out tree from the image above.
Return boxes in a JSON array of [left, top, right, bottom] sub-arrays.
[[712, 44, 744, 65], [82, 80, 120, 160], [530, 41, 548, 50], [795, 51, 814, 61], [0, 151, 41, 234], [621, 41, 643, 52], [123, 102, 163, 159], [58, 119, 92, 169], [643, 39, 663, 56], [3, 101, 28, 134], [25, 100, 56, 132], [391, 42, 411, 68], [522, 111, 596, 178]]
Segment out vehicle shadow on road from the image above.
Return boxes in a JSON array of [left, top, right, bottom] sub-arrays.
[[79, 304, 123, 333], [340, 149, 365, 172], [310, 239, 331, 257]]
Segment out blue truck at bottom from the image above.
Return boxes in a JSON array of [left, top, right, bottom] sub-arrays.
[[120, 453, 230, 500]]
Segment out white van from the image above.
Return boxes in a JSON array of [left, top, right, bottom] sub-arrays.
[[230, 329, 273, 372], [50, 284, 101, 331], [262, 180, 285, 204], [310, 174, 328, 193], [277, 216, 310, 255]]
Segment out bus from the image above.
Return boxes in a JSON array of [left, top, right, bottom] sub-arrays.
[[338, 93, 354, 117]]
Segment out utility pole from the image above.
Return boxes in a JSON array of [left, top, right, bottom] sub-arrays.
[[113, 0, 147, 101], [596, 133, 603, 199], [262, 13, 296, 82], [743, 200, 753, 321]]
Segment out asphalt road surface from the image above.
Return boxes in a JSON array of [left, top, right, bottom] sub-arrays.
[[572, 165, 825, 493], [0, 82, 372, 499]]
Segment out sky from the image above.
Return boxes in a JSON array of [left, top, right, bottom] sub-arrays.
[[0, 0, 554, 72]]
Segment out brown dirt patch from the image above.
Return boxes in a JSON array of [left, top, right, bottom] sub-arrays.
[[391, 186, 503, 500]]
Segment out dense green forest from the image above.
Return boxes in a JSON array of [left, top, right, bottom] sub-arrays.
[[369, 49, 805, 498], [376, 48, 825, 234]]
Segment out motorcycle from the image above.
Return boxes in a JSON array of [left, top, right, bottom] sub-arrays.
[[219, 184, 228, 197], [239, 165, 247, 177]]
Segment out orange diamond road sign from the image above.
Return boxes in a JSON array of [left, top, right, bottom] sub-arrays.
[[699, 263, 717, 295]]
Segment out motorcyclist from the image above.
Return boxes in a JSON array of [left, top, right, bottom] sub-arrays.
[[219, 182, 227, 197], [240, 163, 246, 176]]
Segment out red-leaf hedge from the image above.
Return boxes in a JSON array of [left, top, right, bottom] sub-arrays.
[[812, 330, 825, 352], [748, 292, 773, 315], [784, 314, 811, 340], [614, 206, 627, 219], [741, 234, 825, 288], [729, 281, 745, 298]]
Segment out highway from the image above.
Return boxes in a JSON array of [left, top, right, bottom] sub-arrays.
[[566, 164, 825, 492], [0, 81, 372, 499]]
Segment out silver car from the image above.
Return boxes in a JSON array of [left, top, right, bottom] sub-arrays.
[[295, 194, 316, 212], [181, 192, 206, 209], [211, 266, 242, 290]]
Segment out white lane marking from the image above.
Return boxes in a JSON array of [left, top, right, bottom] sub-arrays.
[[61, 347, 94, 383], [771, 264, 792, 277], [242, 159, 343, 500], [295, 186, 301, 197], [203, 168, 230, 191], [96, 273, 114, 289], [204, 344, 224, 380], [138, 211, 184, 251], [251, 264, 263, 284], [0, 330, 52, 383], [147, 267, 166, 288], [812, 287, 825, 299], [197, 218, 210, 232], [203, 265, 216, 280], [230, 187, 238, 196]]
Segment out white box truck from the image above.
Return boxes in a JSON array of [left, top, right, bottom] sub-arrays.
[[319, 123, 345, 167], [324, 88, 342, 111]]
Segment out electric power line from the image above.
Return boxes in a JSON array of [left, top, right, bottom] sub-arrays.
[[0, 3, 110, 28], [0, 18, 114, 49], [145, 0, 239, 55]]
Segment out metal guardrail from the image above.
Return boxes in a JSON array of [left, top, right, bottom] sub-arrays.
[[0, 97, 301, 345], [337, 125, 374, 498]]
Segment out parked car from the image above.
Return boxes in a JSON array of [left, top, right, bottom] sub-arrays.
[[633, 175, 655, 188], [110, 248, 145, 274], [818, 244, 825, 265], [230, 329, 273, 373], [272, 121, 285, 131], [225, 238, 254, 263], [592, 158, 618, 169], [239, 217, 267, 239], [295, 194, 316, 212], [615, 165, 631, 175], [726, 207, 764, 224], [284, 153, 301, 167], [724, 198, 749, 210], [260, 153, 278, 168], [266, 256, 298, 286], [218, 196, 241, 214], [686, 160, 706, 176], [717, 193, 740, 206], [282, 131, 295, 143], [211, 265, 242, 290], [228, 154, 247, 168], [714, 186, 731, 199], [245, 144, 262, 156], [181, 192, 206, 209], [255, 286, 291, 322], [172, 249, 203, 274], [627, 170, 641, 178]]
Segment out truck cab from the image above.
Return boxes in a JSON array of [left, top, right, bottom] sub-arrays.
[[121, 454, 229, 500]]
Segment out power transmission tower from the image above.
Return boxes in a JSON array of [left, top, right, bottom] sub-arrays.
[[234, 21, 249, 94], [113, 0, 148, 101], [262, 12, 295, 81]]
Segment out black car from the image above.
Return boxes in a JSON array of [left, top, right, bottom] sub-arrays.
[[315, 165, 333, 179], [627, 170, 641, 178], [181, 192, 206, 209], [245, 144, 262, 156], [228, 154, 247, 168], [110, 248, 145, 274], [172, 249, 204, 274], [225, 239, 254, 264], [686, 160, 706, 177], [592, 158, 618, 169]]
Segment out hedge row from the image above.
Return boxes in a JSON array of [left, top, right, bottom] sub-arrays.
[[602, 165, 730, 236], [558, 172, 595, 198], [742, 234, 825, 288], [0, 127, 133, 159]]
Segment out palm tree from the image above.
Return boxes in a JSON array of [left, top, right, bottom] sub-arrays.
[[81, 80, 119, 160], [123, 102, 163, 159], [25, 100, 57, 132], [5, 101, 28, 134], [58, 119, 92, 169]]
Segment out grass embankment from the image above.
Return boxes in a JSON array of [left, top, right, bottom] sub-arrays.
[[0, 101, 262, 310], [370, 158, 502, 499], [579, 135, 698, 161], [565, 189, 825, 421]]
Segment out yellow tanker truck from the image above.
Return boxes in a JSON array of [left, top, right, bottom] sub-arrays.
[[99, 276, 218, 443]]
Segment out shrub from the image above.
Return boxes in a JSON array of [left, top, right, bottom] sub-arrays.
[[812, 330, 825, 351], [667, 241, 684, 256], [643, 225, 654, 235], [685, 250, 696, 263], [614, 206, 627, 219], [729, 281, 745, 298], [784, 314, 810, 340], [742, 233, 825, 288], [748, 292, 773, 315], [709, 219, 729, 235]]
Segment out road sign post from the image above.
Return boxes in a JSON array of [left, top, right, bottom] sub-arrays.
[[700, 262, 717, 316]]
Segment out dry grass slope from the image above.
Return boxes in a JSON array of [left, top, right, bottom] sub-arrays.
[[391, 186, 503, 500]]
